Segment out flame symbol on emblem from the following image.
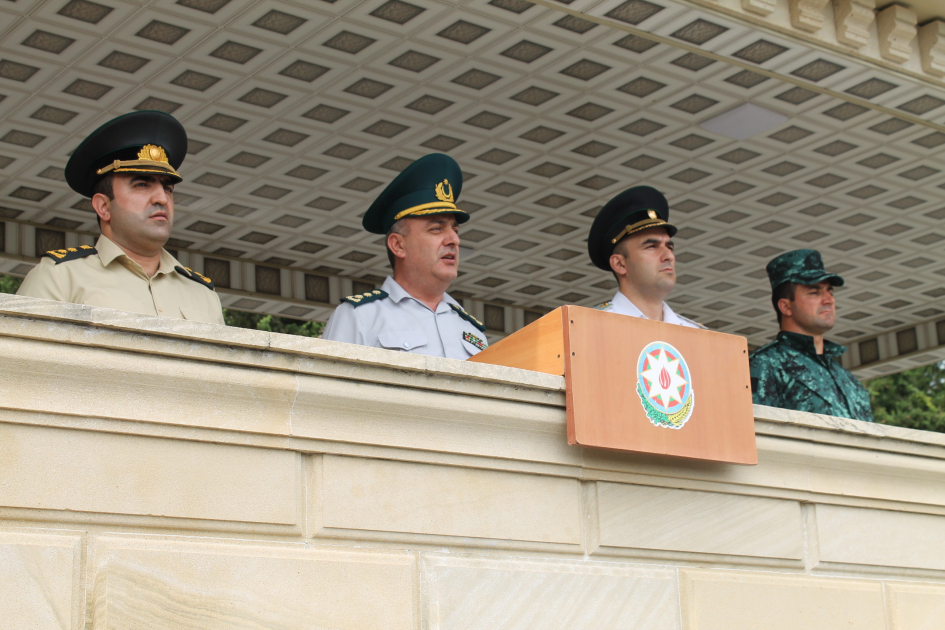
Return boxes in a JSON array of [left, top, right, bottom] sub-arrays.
[[659, 366, 671, 390], [435, 179, 454, 203]]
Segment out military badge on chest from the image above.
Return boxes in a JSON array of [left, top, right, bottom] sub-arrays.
[[463, 331, 486, 351]]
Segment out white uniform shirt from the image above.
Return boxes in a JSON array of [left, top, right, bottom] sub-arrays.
[[321, 276, 488, 359], [598, 290, 703, 329]]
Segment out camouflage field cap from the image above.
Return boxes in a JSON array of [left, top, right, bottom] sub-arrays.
[[766, 249, 844, 291]]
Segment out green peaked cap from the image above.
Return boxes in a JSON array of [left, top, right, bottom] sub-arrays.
[[766, 249, 845, 290], [362, 153, 468, 234]]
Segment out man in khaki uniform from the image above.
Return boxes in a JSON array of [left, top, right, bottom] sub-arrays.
[[18, 111, 225, 324]]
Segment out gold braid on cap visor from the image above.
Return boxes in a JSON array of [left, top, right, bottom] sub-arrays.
[[393, 201, 462, 221], [95, 144, 182, 179], [610, 211, 672, 244]]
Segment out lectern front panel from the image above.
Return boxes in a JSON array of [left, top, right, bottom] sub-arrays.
[[563, 306, 756, 464]]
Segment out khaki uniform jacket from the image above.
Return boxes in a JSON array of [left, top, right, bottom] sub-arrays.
[[17, 235, 225, 325]]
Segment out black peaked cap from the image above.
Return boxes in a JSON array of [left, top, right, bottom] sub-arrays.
[[65, 111, 187, 197], [587, 186, 676, 271]]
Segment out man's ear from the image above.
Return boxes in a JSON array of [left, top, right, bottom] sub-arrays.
[[387, 231, 407, 260], [777, 297, 793, 319], [91, 193, 111, 224], [609, 252, 627, 277]]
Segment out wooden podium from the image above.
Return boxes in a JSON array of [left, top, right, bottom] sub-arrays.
[[469, 306, 757, 464]]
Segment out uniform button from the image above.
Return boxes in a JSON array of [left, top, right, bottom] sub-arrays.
[[403, 341, 409, 348]]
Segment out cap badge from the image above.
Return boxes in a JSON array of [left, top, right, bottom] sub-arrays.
[[435, 179, 454, 203], [139, 144, 169, 164], [647, 209, 657, 219]]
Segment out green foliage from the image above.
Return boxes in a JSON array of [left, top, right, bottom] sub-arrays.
[[223, 309, 324, 338], [866, 361, 945, 434], [0, 274, 23, 294]]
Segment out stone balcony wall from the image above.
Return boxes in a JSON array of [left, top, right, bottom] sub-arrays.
[[0, 293, 944, 629], [668, 0, 945, 85]]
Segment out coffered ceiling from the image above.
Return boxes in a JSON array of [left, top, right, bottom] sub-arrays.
[[1, 0, 944, 373]]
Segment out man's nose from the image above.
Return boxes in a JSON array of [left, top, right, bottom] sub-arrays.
[[151, 184, 169, 205], [445, 227, 460, 246]]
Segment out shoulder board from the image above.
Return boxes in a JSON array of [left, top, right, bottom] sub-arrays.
[[748, 339, 779, 359], [593, 301, 612, 311], [678, 314, 708, 330], [43, 245, 97, 264], [449, 303, 486, 332], [175, 266, 215, 290], [341, 289, 388, 307]]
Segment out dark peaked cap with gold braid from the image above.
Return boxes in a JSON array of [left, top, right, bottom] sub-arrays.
[[362, 153, 468, 235], [65, 111, 187, 198], [587, 185, 677, 271]]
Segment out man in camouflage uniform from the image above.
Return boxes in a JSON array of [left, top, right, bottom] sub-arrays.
[[750, 249, 873, 421]]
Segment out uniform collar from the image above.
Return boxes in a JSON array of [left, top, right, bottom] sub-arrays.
[[382, 276, 459, 312], [611, 290, 685, 325], [777, 330, 846, 358], [95, 234, 178, 275]]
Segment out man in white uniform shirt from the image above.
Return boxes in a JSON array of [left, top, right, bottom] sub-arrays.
[[321, 153, 487, 359], [587, 186, 703, 329]]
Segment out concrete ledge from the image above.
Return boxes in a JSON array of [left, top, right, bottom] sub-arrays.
[[2, 294, 945, 629]]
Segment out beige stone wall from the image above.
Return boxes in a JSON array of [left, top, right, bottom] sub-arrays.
[[1, 294, 944, 629], [681, 0, 945, 85]]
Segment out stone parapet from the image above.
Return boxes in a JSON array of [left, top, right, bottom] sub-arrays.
[[1, 294, 944, 629], [678, 0, 945, 84]]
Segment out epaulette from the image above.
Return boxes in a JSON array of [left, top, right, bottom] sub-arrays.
[[43, 245, 97, 264], [175, 265, 215, 289], [449, 303, 486, 332], [749, 339, 779, 359], [678, 314, 708, 330], [341, 289, 388, 307], [593, 301, 612, 311]]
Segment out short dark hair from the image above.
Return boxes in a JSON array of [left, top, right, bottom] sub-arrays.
[[610, 236, 629, 282], [91, 174, 115, 200], [772, 281, 798, 325], [91, 174, 115, 227], [385, 219, 409, 269]]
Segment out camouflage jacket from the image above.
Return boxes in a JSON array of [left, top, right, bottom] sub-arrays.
[[749, 331, 873, 422]]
